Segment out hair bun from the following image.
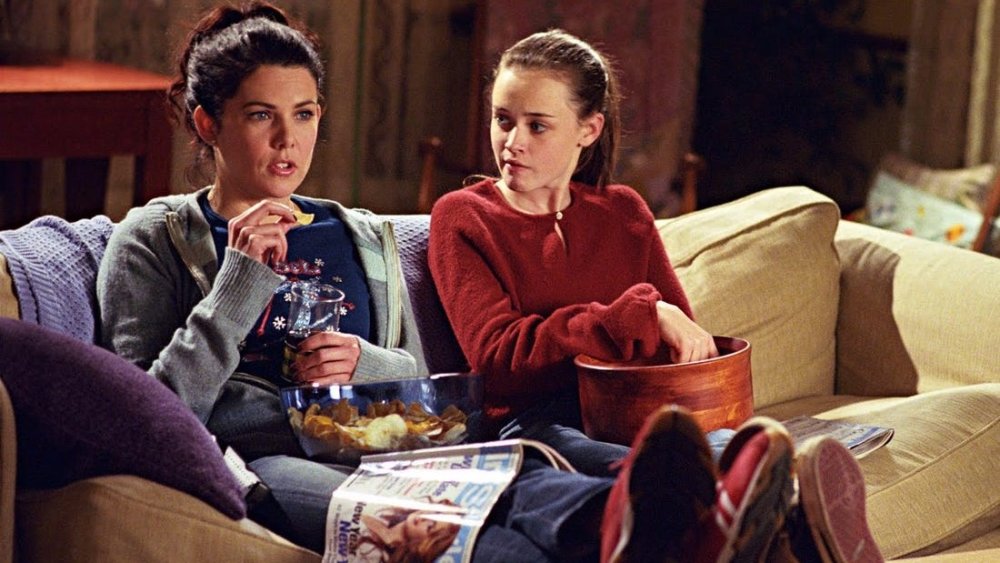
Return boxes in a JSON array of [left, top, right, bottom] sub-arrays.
[[245, 4, 290, 26], [192, 2, 290, 46]]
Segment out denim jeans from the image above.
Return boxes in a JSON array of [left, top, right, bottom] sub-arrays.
[[215, 385, 735, 560], [473, 457, 612, 562], [500, 391, 736, 474], [475, 414, 734, 562], [206, 379, 354, 552], [206, 377, 302, 460], [249, 452, 611, 561], [248, 455, 354, 552]]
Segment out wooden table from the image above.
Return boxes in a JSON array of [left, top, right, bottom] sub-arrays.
[[0, 58, 173, 228]]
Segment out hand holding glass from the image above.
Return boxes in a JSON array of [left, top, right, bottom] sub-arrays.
[[282, 282, 345, 382]]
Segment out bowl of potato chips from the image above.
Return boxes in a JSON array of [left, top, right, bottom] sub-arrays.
[[280, 373, 484, 464]]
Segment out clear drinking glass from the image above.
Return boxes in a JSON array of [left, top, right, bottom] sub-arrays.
[[282, 282, 345, 381]]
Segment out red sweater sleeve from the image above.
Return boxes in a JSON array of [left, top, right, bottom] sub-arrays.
[[428, 186, 667, 412], [646, 219, 694, 319]]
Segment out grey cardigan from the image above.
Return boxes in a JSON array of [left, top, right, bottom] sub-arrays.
[[97, 187, 427, 422]]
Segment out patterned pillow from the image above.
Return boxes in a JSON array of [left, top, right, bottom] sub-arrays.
[[0, 317, 246, 519], [864, 164, 1000, 254], [877, 152, 995, 211], [866, 172, 993, 248]]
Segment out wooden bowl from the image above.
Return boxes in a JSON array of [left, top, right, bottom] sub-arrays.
[[575, 336, 753, 445]]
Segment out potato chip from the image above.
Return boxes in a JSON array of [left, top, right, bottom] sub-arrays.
[[292, 398, 470, 455]]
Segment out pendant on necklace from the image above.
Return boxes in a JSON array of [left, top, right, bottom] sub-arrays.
[[555, 211, 563, 221]]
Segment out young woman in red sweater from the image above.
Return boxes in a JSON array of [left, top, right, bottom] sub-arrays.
[[429, 30, 883, 563]]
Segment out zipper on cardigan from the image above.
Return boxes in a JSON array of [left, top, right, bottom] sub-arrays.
[[381, 220, 402, 349], [165, 211, 212, 296]]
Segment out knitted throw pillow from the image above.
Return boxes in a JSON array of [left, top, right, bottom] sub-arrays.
[[0, 317, 246, 519]]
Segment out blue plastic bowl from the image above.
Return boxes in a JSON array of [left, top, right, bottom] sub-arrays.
[[280, 372, 484, 464]]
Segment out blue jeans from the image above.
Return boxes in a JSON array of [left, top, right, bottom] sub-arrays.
[[250, 454, 610, 561], [471, 390, 737, 563], [500, 391, 735, 474], [473, 457, 612, 562], [206, 382, 607, 559], [248, 455, 353, 552], [206, 379, 354, 552], [218, 385, 734, 560]]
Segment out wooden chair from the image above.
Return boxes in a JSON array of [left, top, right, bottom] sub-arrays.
[[676, 152, 704, 216], [972, 173, 1000, 253], [0, 59, 173, 229], [417, 137, 444, 214]]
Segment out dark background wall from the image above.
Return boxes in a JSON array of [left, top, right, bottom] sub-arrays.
[[0, 0, 915, 220], [694, 0, 911, 212]]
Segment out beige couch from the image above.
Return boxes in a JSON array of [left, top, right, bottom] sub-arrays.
[[1, 186, 998, 562]]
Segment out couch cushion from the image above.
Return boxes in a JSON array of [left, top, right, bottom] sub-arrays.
[[386, 215, 469, 374], [657, 186, 841, 408], [762, 384, 1000, 559], [0, 317, 245, 519], [16, 475, 318, 563], [0, 376, 14, 563]]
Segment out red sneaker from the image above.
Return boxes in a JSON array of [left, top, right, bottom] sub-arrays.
[[600, 405, 717, 563], [792, 436, 884, 563], [694, 417, 794, 563]]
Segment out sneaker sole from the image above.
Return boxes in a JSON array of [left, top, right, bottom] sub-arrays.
[[719, 418, 795, 563], [614, 405, 717, 563], [797, 437, 884, 563]]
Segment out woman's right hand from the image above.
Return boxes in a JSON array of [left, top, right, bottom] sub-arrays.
[[226, 200, 297, 265], [655, 300, 719, 364]]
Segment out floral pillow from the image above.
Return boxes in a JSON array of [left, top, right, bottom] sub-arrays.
[[866, 172, 990, 248], [863, 155, 1000, 254], [877, 152, 995, 211]]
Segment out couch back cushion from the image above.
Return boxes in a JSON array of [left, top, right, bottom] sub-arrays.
[[657, 187, 841, 409], [0, 317, 246, 519], [387, 215, 469, 374]]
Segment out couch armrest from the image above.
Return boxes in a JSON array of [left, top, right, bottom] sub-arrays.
[[834, 220, 1000, 396], [0, 254, 18, 321], [0, 377, 15, 563]]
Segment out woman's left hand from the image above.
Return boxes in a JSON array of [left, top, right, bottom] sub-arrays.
[[290, 331, 361, 385]]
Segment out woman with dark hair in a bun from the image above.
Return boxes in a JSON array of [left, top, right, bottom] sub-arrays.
[[97, 1, 426, 550]]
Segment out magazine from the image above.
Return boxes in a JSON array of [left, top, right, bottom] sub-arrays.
[[321, 439, 574, 563], [782, 415, 894, 459]]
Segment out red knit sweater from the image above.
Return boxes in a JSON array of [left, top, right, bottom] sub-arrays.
[[428, 179, 693, 427]]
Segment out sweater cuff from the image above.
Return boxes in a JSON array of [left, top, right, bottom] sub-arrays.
[[351, 338, 419, 383], [206, 249, 283, 329], [589, 283, 662, 359]]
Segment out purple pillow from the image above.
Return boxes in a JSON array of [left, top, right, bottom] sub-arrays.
[[0, 317, 246, 519]]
